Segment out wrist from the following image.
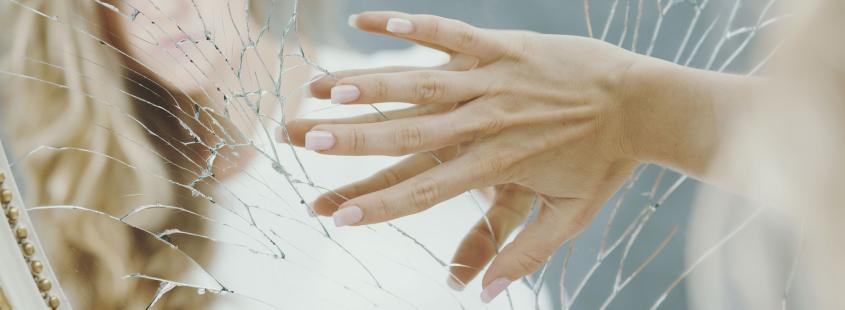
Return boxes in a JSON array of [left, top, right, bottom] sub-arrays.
[[616, 57, 723, 175], [615, 56, 673, 162], [617, 56, 765, 179]]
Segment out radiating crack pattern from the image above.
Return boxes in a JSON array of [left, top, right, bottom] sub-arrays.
[[0, 0, 792, 309]]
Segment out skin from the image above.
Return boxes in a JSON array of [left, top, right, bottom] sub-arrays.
[[280, 11, 763, 303]]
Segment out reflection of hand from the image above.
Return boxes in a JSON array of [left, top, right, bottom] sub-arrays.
[[281, 11, 648, 302]]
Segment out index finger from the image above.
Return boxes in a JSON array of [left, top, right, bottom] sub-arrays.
[[351, 11, 511, 64]]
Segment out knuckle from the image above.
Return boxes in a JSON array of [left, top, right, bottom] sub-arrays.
[[478, 157, 504, 178], [484, 78, 511, 99], [347, 127, 367, 154], [394, 125, 424, 154], [502, 32, 532, 62], [378, 167, 402, 187], [465, 226, 499, 252], [374, 196, 391, 220], [474, 116, 506, 138], [457, 25, 479, 50], [474, 151, 517, 179], [373, 78, 389, 100], [409, 177, 440, 211], [347, 183, 366, 199], [497, 184, 524, 196], [452, 110, 505, 141], [414, 73, 444, 103], [513, 250, 548, 274], [428, 17, 442, 42], [467, 224, 496, 243]]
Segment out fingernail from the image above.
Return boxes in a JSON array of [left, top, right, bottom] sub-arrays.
[[348, 14, 359, 28], [306, 205, 317, 217], [275, 127, 289, 143], [446, 277, 466, 292], [480, 278, 511, 304], [333, 206, 363, 227], [331, 85, 360, 104], [386, 18, 414, 34], [305, 131, 335, 151]]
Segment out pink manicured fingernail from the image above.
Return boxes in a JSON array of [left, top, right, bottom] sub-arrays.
[[480, 278, 511, 303], [275, 127, 290, 143], [333, 206, 363, 227], [446, 277, 466, 292], [386, 18, 414, 34], [331, 85, 360, 104], [305, 131, 335, 151], [348, 14, 359, 28]]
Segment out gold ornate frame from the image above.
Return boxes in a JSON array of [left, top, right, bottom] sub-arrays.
[[0, 141, 68, 310]]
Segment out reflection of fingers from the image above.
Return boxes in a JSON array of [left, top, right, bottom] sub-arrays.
[[479, 198, 599, 303], [447, 185, 534, 291], [310, 152, 441, 216]]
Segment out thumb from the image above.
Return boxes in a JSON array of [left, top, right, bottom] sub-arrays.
[[478, 197, 598, 303], [447, 184, 534, 291]]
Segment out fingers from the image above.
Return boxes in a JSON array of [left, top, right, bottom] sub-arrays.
[[332, 151, 504, 227], [351, 11, 511, 64], [296, 108, 497, 156], [330, 70, 487, 105], [447, 185, 535, 291], [278, 104, 445, 146], [479, 197, 598, 303], [309, 66, 423, 99], [310, 152, 444, 216]]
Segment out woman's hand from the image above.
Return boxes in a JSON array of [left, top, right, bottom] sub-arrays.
[[280, 11, 651, 303]]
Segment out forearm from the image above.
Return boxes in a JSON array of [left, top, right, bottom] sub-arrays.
[[620, 56, 763, 183]]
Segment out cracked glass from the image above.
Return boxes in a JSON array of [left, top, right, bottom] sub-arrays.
[[0, 0, 798, 309]]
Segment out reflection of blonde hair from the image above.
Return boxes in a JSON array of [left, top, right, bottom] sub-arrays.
[[0, 0, 289, 308]]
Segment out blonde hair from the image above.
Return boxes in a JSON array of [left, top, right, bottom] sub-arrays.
[[1, 0, 221, 308]]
